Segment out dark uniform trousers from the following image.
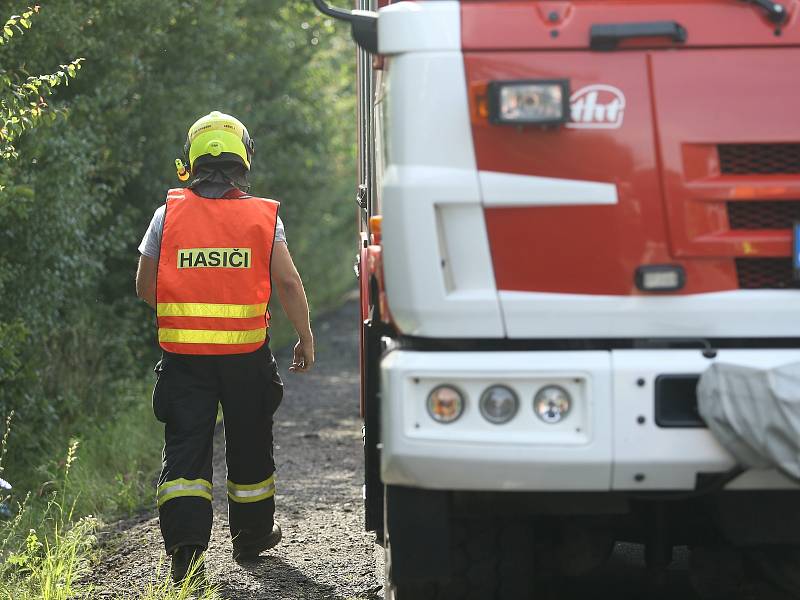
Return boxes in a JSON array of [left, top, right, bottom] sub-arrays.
[[152, 342, 283, 554]]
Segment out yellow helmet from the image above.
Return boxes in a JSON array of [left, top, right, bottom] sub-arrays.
[[182, 111, 255, 173]]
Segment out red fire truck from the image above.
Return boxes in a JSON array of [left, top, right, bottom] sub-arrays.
[[314, 0, 800, 597]]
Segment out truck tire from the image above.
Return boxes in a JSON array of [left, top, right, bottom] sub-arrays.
[[386, 518, 534, 600], [749, 546, 800, 599], [688, 546, 747, 599]]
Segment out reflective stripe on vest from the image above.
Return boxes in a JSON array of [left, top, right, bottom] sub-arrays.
[[157, 302, 268, 319], [156, 188, 279, 355], [157, 477, 212, 507], [158, 327, 267, 345], [226, 475, 276, 504]]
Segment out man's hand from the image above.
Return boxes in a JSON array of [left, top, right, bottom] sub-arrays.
[[289, 336, 315, 373]]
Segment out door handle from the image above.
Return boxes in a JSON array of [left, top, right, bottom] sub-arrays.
[[590, 21, 687, 51]]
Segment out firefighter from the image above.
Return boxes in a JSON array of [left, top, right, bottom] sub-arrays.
[[135, 111, 314, 583]]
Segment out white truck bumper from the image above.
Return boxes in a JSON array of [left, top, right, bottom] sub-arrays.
[[380, 348, 800, 492]]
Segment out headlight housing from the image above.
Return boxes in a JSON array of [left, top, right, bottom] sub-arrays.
[[479, 385, 519, 424], [427, 385, 465, 424], [488, 80, 570, 126], [534, 385, 572, 424], [635, 264, 685, 292]]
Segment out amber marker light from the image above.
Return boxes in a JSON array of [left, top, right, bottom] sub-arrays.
[[369, 215, 382, 235], [427, 385, 465, 424], [469, 81, 490, 125], [369, 215, 382, 245]]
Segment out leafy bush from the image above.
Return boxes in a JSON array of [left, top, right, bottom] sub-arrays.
[[0, 0, 356, 466], [0, 1, 356, 595]]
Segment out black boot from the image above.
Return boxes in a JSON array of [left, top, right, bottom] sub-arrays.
[[170, 544, 206, 585], [232, 523, 282, 562]]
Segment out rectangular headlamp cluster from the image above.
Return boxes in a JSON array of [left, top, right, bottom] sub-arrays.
[[488, 79, 570, 126]]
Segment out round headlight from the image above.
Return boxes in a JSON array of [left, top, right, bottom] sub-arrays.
[[534, 385, 572, 424], [427, 385, 465, 424], [479, 385, 519, 424]]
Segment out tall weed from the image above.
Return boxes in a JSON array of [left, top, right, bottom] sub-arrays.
[[125, 557, 221, 600], [0, 393, 197, 599], [0, 438, 96, 599]]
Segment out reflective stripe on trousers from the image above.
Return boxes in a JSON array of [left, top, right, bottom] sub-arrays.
[[227, 475, 276, 504], [157, 477, 213, 507]]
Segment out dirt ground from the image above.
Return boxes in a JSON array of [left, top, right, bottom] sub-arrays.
[[89, 299, 384, 599]]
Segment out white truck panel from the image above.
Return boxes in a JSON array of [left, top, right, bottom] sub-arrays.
[[380, 49, 504, 337], [381, 350, 614, 491], [479, 170, 619, 207], [378, 1, 461, 54], [381, 348, 800, 492], [500, 289, 800, 339], [611, 349, 800, 490]]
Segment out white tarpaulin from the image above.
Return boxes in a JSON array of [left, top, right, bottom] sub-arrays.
[[697, 361, 800, 483]]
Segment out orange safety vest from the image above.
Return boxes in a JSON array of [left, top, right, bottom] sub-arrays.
[[156, 187, 279, 355]]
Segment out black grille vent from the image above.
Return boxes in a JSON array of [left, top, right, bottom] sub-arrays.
[[719, 144, 800, 175], [727, 201, 800, 230], [736, 258, 800, 289]]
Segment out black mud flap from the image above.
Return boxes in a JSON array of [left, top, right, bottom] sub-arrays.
[[363, 317, 385, 537], [386, 485, 452, 583]]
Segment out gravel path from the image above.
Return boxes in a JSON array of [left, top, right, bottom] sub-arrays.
[[90, 299, 384, 599], [85, 298, 770, 600]]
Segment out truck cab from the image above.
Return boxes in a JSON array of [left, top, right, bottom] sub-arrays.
[[321, 0, 800, 596]]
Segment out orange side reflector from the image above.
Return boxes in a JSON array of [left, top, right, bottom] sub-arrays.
[[369, 215, 383, 240], [469, 81, 490, 125]]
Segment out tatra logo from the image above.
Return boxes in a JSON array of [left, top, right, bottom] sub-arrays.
[[178, 248, 251, 269], [566, 85, 626, 130]]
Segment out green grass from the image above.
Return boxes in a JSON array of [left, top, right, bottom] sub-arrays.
[[121, 557, 221, 600], [64, 391, 164, 518], [0, 435, 98, 599]]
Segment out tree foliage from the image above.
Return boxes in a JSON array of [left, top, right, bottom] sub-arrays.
[[0, 6, 84, 163], [0, 1, 356, 459]]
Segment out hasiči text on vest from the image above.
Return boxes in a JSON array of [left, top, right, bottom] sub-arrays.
[[177, 247, 252, 269]]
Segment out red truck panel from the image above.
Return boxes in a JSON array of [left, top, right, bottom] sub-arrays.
[[462, 0, 800, 51], [650, 48, 800, 259], [464, 1, 800, 295]]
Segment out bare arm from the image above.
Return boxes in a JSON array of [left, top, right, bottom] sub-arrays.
[[271, 242, 314, 372], [136, 255, 157, 309]]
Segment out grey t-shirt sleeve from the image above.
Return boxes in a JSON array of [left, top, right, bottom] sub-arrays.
[[275, 217, 286, 244], [138, 204, 165, 258], [137, 204, 286, 259]]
